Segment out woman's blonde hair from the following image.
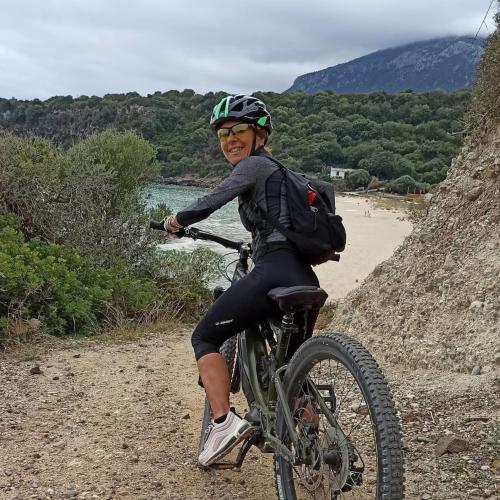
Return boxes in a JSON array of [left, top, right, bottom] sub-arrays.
[[255, 127, 272, 154]]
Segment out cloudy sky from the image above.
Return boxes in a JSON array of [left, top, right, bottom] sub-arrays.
[[0, 0, 497, 100]]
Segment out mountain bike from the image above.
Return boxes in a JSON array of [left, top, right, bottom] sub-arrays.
[[150, 222, 405, 499]]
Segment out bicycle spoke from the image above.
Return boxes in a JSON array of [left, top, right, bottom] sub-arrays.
[[290, 358, 378, 498]]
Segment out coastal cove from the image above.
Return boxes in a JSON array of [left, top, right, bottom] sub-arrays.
[[146, 183, 413, 300]]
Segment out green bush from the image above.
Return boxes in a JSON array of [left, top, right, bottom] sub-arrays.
[[140, 248, 223, 321], [0, 215, 157, 341], [387, 175, 430, 194], [346, 169, 371, 189], [0, 213, 223, 344], [0, 131, 160, 266]]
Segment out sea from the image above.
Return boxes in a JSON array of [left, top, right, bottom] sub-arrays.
[[144, 183, 250, 285]]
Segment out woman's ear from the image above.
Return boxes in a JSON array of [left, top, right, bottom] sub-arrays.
[[254, 127, 268, 147]]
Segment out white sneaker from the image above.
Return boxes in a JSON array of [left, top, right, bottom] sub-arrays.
[[198, 410, 253, 467]]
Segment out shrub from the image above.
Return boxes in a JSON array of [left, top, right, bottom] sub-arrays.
[[0, 215, 157, 341], [0, 131, 160, 266], [346, 169, 371, 190], [387, 175, 419, 194], [140, 247, 224, 321]]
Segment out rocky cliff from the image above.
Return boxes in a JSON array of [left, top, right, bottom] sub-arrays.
[[329, 24, 500, 375]]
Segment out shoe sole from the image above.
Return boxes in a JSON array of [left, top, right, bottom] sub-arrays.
[[199, 423, 253, 467]]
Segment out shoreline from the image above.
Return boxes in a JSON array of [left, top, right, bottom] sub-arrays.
[[153, 180, 415, 301], [315, 195, 413, 300]]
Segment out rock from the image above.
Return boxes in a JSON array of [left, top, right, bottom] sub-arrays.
[[73, 354, 81, 358], [435, 436, 470, 456], [53, 441, 66, 450], [421, 494, 432, 499], [471, 366, 482, 375], [350, 404, 369, 415], [30, 365, 42, 375], [464, 415, 489, 423], [466, 489, 482, 496], [416, 435, 433, 443], [182, 413, 190, 420], [469, 301, 484, 311]]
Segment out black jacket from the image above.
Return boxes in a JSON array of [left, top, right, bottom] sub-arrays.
[[176, 150, 294, 262]]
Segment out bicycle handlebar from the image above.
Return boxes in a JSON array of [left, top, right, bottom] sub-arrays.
[[149, 220, 246, 252]]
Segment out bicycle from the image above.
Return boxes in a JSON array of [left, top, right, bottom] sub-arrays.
[[150, 222, 405, 499]]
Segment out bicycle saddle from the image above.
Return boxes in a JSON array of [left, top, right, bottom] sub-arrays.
[[267, 286, 328, 311]]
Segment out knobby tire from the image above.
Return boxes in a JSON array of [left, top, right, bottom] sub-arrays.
[[274, 334, 404, 499]]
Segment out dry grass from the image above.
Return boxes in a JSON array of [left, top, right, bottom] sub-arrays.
[[0, 319, 186, 362], [362, 193, 427, 225]]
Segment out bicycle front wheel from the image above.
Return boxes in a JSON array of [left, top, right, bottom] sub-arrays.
[[274, 334, 404, 499]]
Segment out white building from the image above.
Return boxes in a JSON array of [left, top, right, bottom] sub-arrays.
[[330, 167, 355, 179]]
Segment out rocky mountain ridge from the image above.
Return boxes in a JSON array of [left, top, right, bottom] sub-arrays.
[[288, 36, 485, 94]]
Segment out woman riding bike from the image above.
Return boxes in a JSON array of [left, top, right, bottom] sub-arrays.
[[164, 94, 320, 467]]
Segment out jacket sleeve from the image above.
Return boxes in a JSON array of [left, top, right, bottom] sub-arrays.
[[176, 158, 257, 227]]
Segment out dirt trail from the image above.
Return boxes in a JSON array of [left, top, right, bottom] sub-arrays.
[[0, 329, 498, 500]]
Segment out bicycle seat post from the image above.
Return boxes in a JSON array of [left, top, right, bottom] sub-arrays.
[[275, 311, 297, 368]]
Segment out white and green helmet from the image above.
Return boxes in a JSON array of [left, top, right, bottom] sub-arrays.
[[210, 94, 272, 134]]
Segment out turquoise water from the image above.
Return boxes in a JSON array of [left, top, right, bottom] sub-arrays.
[[145, 184, 251, 283]]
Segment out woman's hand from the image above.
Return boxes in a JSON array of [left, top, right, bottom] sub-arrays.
[[163, 215, 183, 238]]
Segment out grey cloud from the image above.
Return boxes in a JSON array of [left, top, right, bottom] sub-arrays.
[[0, 0, 496, 99]]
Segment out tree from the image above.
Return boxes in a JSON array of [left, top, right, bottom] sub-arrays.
[[346, 169, 371, 190], [388, 175, 418, 194]]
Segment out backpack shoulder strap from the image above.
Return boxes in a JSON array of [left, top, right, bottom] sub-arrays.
[[264, 156, 288, 172], [251, 156, 295, 240]]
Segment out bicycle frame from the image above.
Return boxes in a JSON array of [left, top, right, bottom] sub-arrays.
[[230, 244, 335, 467]]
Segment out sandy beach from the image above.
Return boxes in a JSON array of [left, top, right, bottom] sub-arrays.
[[315, 194, 413, 300]]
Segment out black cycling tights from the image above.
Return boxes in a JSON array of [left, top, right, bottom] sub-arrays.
[[191, 249, 320, 361]]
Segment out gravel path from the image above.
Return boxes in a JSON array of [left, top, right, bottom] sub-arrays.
[[0, 330, 498, 499]]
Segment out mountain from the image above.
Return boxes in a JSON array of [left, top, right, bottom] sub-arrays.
[[287, 36, 485, 94]]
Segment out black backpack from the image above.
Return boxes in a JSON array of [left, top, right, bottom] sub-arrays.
[[257, 158, 346, 266]]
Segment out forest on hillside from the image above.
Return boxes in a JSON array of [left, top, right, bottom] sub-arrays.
[[0, 89, 471, 189]]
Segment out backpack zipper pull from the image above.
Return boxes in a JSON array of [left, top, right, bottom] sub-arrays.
[[311, 206, 318, 230]]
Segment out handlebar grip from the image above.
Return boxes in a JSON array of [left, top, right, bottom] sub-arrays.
[[149, 220, 166, 231]]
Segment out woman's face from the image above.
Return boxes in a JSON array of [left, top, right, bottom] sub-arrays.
[[218, 120, 266, 165]]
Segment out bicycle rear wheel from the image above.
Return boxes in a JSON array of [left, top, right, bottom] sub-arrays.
[[274, 334, 404, 499]]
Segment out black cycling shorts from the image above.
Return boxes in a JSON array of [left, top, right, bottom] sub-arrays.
[[191, 249, 320, 361]]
